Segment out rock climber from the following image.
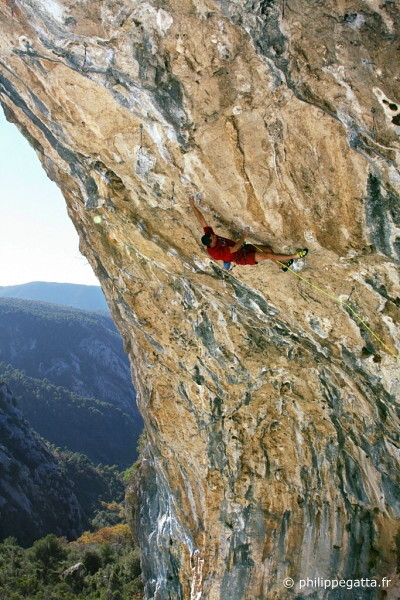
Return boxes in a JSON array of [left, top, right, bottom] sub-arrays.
[[189, 196, 308, 270]]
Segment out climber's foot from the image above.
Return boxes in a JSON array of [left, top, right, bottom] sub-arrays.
[[296, 248, 309, 259], [280, 259, 294, 272]]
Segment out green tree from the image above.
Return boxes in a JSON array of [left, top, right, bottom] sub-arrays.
[[83, 549, 102, 575], [100, 543, 114, 566], [0, 537, 25, 586], [29, 534, 67, 583]]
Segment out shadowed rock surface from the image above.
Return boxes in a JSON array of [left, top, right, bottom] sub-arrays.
[[0, 1, 399, 598], [0, 382, 83, 546]]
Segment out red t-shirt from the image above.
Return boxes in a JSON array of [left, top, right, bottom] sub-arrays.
[[203, 227, 236, 261]]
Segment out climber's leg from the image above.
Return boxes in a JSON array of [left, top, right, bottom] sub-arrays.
[[254, 251, 299, 264]]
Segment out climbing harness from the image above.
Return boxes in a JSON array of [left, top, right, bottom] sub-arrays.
[[250, 243, 400, 361]]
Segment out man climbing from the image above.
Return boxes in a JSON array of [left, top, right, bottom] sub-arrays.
[[189, 196, 308, 270]]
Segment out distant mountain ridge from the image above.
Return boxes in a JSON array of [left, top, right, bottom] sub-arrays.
[[0, 281, 109, 313]]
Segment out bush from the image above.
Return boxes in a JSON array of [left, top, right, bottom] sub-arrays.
[[29, 534, 67, 583], [82, 550, 102, 575], [0, 527, 143, 600]]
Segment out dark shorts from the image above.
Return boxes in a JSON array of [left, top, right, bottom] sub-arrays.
[[235, 244, 257, 266]]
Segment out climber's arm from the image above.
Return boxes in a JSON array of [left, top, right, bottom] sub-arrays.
[[229, 229, 249, 253], [189, 196, 209, 229]]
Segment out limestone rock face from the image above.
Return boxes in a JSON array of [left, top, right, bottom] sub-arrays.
[[1, 1, 399, 598]]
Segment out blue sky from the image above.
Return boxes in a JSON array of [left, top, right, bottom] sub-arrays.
[[0, 108, 99, 287]]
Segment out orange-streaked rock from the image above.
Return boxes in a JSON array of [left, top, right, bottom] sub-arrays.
[[1, 1, 399, 598]]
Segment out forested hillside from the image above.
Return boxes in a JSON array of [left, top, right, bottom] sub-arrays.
[[0, 362, 138, 468], [0, 297, 136, 414], [0, 382, 83, 545], [0, 381, 128, 546], [0, 297, 142, 467], [0, 298, 141, 548]]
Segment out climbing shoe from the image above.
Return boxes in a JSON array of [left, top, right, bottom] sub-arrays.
[[280, 259, 294, 272], [223, 262, 232, 270], [296, 248, 309, 259]]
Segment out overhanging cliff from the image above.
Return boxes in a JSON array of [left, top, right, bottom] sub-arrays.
[[0, 1, 399, 598]]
